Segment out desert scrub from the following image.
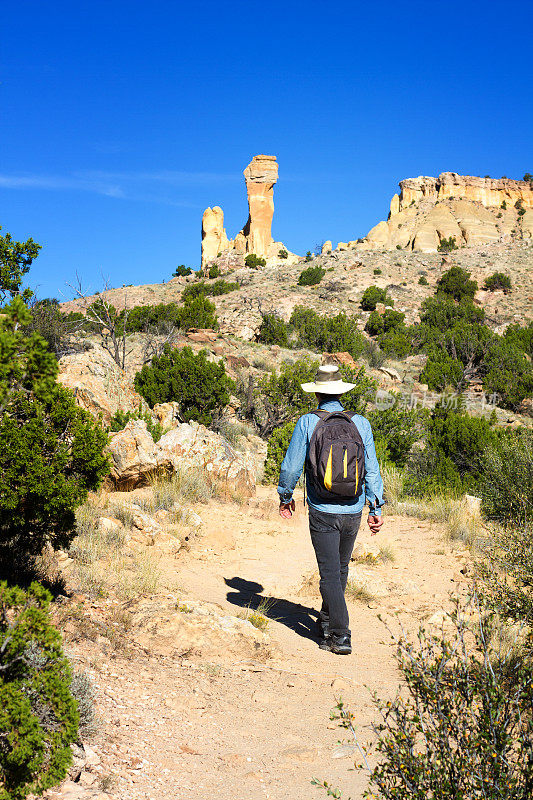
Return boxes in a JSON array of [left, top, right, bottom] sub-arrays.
[[0, 582, 79, 800], [366, 597, 533, 799], [483, 271, 512, 293], [134, 345, 233, 426], [109, 407, 164, 443], [298, 265, 326, 286], [360, 286, 393, 311], [70, 669, 98, 738]]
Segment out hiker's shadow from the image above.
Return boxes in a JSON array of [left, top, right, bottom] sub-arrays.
[[225, 576, 318, 642]]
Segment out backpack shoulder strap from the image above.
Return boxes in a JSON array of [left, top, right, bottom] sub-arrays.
[[312, 409, 330, 419]]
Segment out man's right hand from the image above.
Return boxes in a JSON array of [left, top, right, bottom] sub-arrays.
[[279, 499, 295, 519]]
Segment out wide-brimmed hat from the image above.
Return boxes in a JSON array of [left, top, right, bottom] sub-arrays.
[[301, 364, 355, 394]]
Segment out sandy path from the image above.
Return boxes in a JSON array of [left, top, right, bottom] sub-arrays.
[[72, 488, 468, 800]]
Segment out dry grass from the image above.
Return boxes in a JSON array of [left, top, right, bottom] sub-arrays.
[[238, 597, 277, 631], [388, 488, 481, 548], [345, 579, 375, 603], [69, 501, 161, 600]]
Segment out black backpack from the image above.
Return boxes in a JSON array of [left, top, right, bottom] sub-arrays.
[[305, 410, 366, 502]]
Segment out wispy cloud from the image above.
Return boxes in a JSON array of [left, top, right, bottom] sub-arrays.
[[0, 168, 239, 205]]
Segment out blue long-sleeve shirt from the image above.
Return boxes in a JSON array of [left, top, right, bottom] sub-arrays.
[[277, 399, 385, 515]]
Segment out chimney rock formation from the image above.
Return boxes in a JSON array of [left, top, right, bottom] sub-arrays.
[[201, 154, 280, 268]]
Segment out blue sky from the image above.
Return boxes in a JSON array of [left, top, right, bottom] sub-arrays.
[[1, 0, 532, 299]]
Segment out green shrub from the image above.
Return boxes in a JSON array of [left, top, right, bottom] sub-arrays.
[[264, 421, 296, 483], [0, 226, 41, 304], [420, 320, 494, 391], [365, 309, 405, 337], [305, 251, 313, 262], [134, 345, 233, 426], [419, 354, 464, 391], [364, 340, 386, 368], [360, 286, 393, 311], [182, 279, 238, 301], [368, 406, 426, 468], [436, 266, 477, 301], [257, 314, 289, 347], [350, 597, 533, 800], [126, 302, 182, 333], [483, 271, 512, 293], [419, 296, 485, 328], [208, 263, 221, 279], [177, 295, 218, 331], [406, 403, 498, 495], [172, 264, 192, 277], [373, 268, 382, 275], [278, 248, 288, 259], [378, 327, 413, 359], [0, 582, 79, 800], [483, 338, 533, 410], [0, 299, 108, 567], [418, 275, 428, 285], [290, 307, 366, 358], [244, 254, 266, 269], [437, 235, 458, 252], [501, 200, 507, 209], [479, 429, 533, 526], [109, 408, 164, 443], [503, 321, 533, 358], [298, 265, 325, 286], [24, 299, 74, 358], [253, 359, 318, 437]]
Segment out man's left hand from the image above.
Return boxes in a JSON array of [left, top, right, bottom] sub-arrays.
[[367, 514, 383, 535]]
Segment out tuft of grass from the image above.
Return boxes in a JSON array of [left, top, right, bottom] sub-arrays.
[[345, 580, 375, 603], [215, 419, 254, 450], [378, 543, 396, 563], [147, 467, 213, 510], [381, 463, 405, 508], [238, 597, 277, 631]]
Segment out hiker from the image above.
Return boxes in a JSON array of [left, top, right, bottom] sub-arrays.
[[277, 364, 384, 655]]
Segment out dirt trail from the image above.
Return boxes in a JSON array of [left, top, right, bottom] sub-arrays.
[[70, 488, 469, 800]]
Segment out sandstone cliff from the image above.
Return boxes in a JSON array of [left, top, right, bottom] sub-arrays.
[[360, 173, 533, 253]]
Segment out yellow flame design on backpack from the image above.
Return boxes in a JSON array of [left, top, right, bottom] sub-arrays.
[[323, 446, 358, 494]]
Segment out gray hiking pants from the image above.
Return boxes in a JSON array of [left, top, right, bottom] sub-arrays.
[[308, 507, 362, 638]]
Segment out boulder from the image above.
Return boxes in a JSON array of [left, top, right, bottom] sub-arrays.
[[321, 240, 333, 254], [158, 422, 256, 498], [58, 344, 147, 426], [106, 418, 256, 497], [106, 420, 159, 490]]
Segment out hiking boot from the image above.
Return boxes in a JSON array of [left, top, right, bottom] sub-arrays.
[[317, 618, 330, 650], [329, 635, 352, 655]]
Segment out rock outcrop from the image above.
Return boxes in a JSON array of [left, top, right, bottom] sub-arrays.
[[58, 344, 148, 426], [360, 173, 533, 252], [201, 154, 289, 268], [106, 419, 256, 497], [201, 206, 228, 265], [395, 173, 533, 211]]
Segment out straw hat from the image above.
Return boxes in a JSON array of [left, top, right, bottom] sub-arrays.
[[301, 364, 355, 394]]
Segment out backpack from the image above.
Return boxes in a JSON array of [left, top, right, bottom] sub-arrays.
[[305, 410, 366, 503]]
